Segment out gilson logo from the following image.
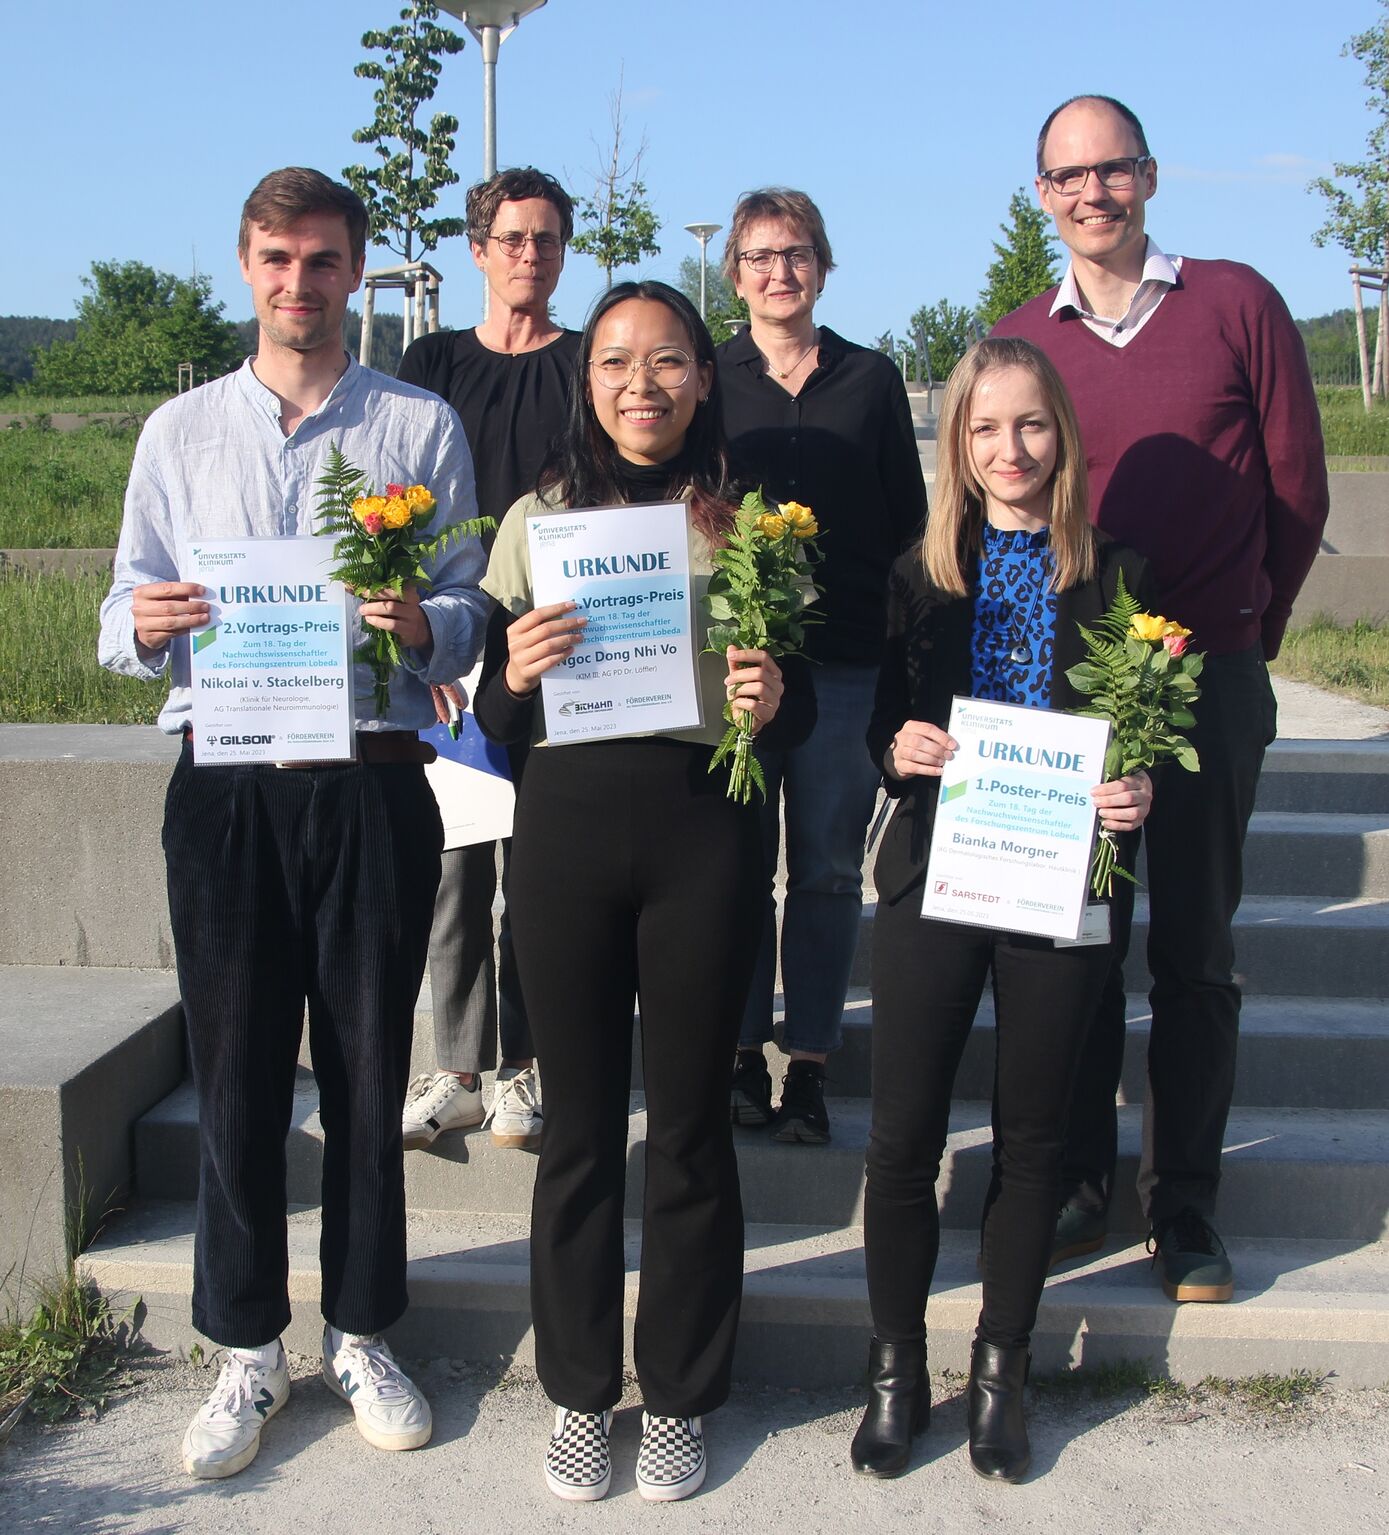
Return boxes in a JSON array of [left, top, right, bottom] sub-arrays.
[[558, 700, 613, 716], [220, 734, 275, 746]]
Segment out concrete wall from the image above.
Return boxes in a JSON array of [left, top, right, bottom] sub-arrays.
[[0, 727, 177, 968]]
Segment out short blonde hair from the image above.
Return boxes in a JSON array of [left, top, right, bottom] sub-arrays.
[[924, 337, 1095, 596], [721, 187, 836, 291]]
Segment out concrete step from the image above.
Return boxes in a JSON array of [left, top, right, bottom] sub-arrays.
[[1258, 741, 1389, 813], [403, 987, 1388, 1109], [84, 1199, 1389, 1386], [0, 965, 184, 1298], [1236, 812, 1389, 897], [132, 1085, 1389, 1243], [847, 896, 1389, 997]]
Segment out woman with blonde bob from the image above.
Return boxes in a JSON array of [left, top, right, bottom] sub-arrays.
[[852, 336, 1155, 1484]]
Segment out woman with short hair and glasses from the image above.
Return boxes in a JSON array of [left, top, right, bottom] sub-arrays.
[[474, 280, 814, 1503], [716, 188, 928, 1145]]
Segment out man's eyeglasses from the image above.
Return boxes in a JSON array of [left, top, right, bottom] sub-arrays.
[[736, 246, 816, 274], [589, 348, 694, 390], [489, 231, 563, 258], [1039, 156, 1152, 196]]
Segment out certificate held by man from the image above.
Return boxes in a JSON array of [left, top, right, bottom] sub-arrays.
[[526, 502, 701, 743], [186, 536, 355, 765], [921, 696, 1110, 941]]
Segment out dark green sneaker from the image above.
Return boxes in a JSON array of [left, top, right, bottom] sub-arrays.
[[1149, 1209, 1234, 1303], [1049, 1197, 1107, 1270]]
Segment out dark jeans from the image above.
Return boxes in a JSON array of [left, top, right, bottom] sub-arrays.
[[1062, 644, 1278, 1222], [509, 739, 761, 1416], [162, 742, 442, 1347], [865, 893, 1110, 1349], [426, 839, 532, 1073]]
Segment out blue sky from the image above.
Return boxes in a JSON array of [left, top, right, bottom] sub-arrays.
[[6, 0, 1382, 343]]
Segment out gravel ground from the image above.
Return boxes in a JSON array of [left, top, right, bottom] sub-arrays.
[[2, 1353, 1386, 1534]]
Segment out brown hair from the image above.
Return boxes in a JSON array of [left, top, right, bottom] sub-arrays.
[[924, 336, 1095, 596], [238, 168, 369, 265], [721, 187, 836, 291], [466, 166, 575, 247]]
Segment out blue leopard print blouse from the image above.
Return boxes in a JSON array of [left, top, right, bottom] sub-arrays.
[[969, 524, 1057, 708]]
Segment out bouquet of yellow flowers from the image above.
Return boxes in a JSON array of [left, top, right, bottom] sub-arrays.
[[1065, 573, 1203, 895], [702, 488, 822, 802], [315, 442, 495, 715]]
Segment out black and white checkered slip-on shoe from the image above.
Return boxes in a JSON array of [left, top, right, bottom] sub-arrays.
[[635, 1412, 706, 1502], [544, 1407, 613, 1501]]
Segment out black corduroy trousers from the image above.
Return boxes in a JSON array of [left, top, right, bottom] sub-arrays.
[[161, 740, 442, 1347], [508, 738, 762, 1416]]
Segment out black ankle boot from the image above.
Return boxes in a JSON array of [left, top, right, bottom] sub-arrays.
[[967, 1340, 1030, 1482], [850, 1337, 930, 1477]]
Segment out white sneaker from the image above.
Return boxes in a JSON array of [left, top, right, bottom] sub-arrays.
[[636, 1412, 706, 1501], [181, 1343, 289, 1478], [321, 1326, 432, 1451], [484, 1065, 543, 1149], [544, 1406, 613, 1500], [401, 1071, 485, 1149]]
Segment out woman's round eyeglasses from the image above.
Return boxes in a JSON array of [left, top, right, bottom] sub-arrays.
[[588, 348, 694, 390], [489, 231, 563, 258]]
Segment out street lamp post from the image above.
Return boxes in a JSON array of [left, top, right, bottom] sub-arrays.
[[436, 2, 548, 318], [684, 222, 722, 320]]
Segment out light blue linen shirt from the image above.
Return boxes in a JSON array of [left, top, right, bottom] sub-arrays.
[[99, 354, 489, 735]]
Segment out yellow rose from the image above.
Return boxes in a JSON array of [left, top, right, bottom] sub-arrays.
[[791, 515, 819, 539], [1160, 619, 1192, 639], [757, 513, 788, 539], [381, 496, 412, 530], [1129, 613, 1168, 642], [405, 484, 436, 517], [782, 500, 815, 526]]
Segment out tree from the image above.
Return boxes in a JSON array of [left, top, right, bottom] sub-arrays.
[[30, 260, 241, 394], [674, 255, 747, 343], [1309, 1, 1389, 269], [343, 2, 467, 262], [977, 188, 1059, 328], [571, 71, 661, 288], [902, 299, 979, 384]]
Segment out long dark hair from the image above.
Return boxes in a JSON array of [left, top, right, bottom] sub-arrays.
[[539, 280, 734, 541]]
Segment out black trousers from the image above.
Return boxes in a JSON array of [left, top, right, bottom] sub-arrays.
[[509, 739, 761, 1415], [865, 892, 1110, 1349], [162, 741, 442, 1347], [1061, 645, 1277, 1222]]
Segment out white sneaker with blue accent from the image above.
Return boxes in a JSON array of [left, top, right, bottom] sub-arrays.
[[181, 1342, 289, 1478], [321, 1326, 432, 1450], [636, 1412, 706, 1501]]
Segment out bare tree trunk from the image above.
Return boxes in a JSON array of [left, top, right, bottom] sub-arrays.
[[1378, 272, 1388, 400], [1353, 271, 1372, 412]]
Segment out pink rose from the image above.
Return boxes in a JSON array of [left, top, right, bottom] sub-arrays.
[[1163, 632, 1189, 657], [385, 482, 406, 497], [362, 511, 385, 536]]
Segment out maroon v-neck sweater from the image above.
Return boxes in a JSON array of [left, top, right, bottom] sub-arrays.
[[993, 258, 1328, 657]]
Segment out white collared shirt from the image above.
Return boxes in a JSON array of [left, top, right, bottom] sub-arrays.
[[1050, 238, 1183, 347]]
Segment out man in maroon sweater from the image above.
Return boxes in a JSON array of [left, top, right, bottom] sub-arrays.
[[993, 94, 1328, 1303]]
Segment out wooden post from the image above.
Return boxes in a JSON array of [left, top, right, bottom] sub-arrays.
[[1353, 270, 1372, 412], [1379, 272, 1388, 400], [360, 283, 376, 369]]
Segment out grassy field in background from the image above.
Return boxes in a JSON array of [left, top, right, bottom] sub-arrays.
[[0, 571, 161, 724], [1270, 616, 1389, 710], [1, 391, 168, 416], [1316, 386, 1389, 457], [0, 421, 136, 547]]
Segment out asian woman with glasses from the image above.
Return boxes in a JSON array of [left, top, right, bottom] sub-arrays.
[[473, 280, 814, 1503]]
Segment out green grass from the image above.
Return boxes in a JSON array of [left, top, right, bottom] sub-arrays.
[[0, 571, 163, 723], [1271, 616, 1389, 709], [1316, 386, 1389, 457], [1, 391, 169, 417], [0, 420, 137, 547], [1028, 1360, 1328, 1413], [0, 1264, 132, 1424]]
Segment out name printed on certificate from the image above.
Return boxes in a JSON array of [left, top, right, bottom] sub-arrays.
[[186, 536, 355, 765], [527, 502, 702, 743], [920, 696, 1111, 942]]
